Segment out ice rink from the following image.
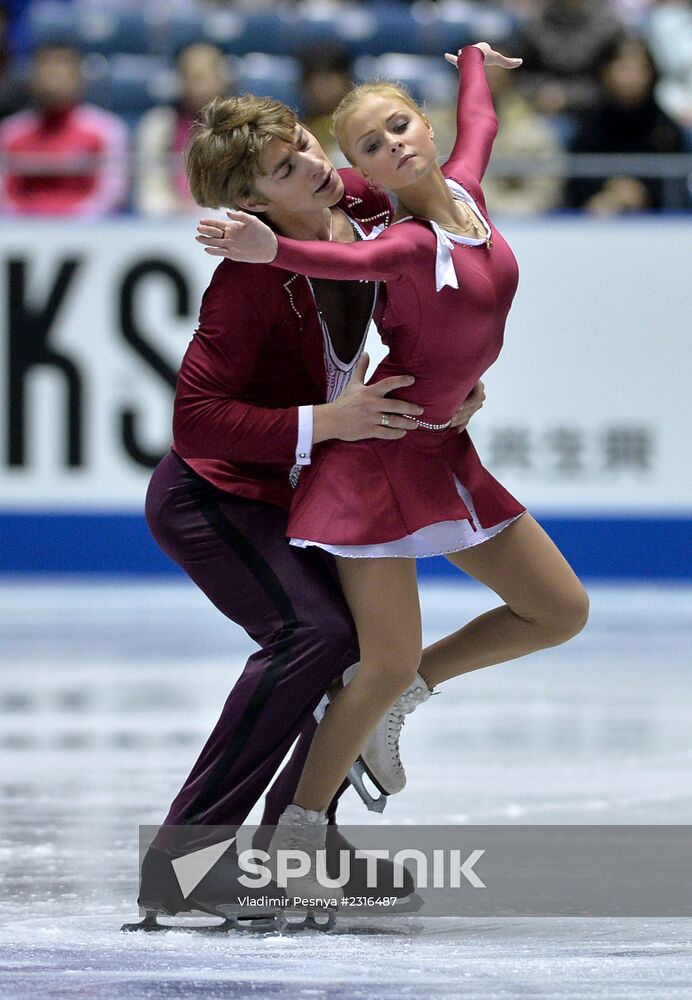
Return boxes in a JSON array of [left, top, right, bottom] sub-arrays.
[[1, 580, 691, 999]]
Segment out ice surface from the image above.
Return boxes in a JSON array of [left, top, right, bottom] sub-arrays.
[[1, 582, 691, 999]]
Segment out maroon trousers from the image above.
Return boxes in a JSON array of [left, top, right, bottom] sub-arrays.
[[145, 451, 358, 827]]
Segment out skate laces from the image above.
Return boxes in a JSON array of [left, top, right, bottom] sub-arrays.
[[275, 821, 327, 866], [386, 707, 407, 771], [399, 679, 434, 715], [385, 681, 435, 770]]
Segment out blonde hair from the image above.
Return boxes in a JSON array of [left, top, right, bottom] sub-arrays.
[[332, 81, 426, 165], [186, 95, 297, 208]]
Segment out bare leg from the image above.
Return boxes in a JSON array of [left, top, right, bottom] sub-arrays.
[[419, 513, 589, 689], [293, 558, 421, 812]]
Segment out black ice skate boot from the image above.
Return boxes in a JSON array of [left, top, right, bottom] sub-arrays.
[[325, 826, 422, 914], [121, 843, 281, 932]]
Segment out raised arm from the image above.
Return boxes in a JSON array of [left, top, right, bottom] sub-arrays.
[[197, 209, 421, 282], [445, 43, 522, 182]]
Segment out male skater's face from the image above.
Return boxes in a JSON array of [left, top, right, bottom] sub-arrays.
[[240, 125, 344, 216]]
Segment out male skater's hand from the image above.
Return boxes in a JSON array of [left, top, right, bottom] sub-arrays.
[[196, 211, 279, 263], [450, 380, 485, 433], [445, 44, 522, 69], [313, 354, 424, 444]]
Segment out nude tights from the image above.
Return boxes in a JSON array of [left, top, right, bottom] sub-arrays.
[[293, 513, 590, 813]]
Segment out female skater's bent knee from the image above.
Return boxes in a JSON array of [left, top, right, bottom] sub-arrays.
[[357, 650, 422, 702], [540, 583, 590, 645]]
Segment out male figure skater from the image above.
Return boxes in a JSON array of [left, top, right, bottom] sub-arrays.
[[137, 93, 484, 921]]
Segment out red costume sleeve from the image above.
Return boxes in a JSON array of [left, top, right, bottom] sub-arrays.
[[272, 222, 423, 282], [173, 263, 300, 464], [445, 45, 498, 182]]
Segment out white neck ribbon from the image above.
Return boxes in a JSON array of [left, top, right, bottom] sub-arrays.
[[429, 222, 459, 292]]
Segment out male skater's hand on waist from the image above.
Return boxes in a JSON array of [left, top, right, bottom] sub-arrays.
[[313, 354, 423, 444]]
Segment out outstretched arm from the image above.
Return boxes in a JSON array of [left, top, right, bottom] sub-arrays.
[[272, 226, 414, 282], [197, 209, 419, 282], [445, 43, 522, 181]]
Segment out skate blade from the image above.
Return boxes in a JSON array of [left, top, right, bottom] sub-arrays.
[[120, 909, 281, 933], [348, 759, 389, 813], [278, 908, 336, 932]]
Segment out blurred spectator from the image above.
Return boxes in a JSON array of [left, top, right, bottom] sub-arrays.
[[566, 36, 686, 213], [0, 43, 128, 216], [610, 0, 658, 29], [644, 0, 692, 129], [501, 1, 548, 13], [0, 1, 27, 120], [298, 42, 353, 168], [518, 0, 624, 117], [135, 42, 231, 216], [482, 64, 565, 215], [206, 0, 277, 6]]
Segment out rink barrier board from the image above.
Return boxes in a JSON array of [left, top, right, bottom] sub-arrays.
[[0, 512, 690, 579], [0, 218, 690, 515]]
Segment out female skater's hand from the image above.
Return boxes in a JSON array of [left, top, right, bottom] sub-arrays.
[[196, 210, 279, 264], [450, 380, 485, 433], [445, 44, 522, 70]]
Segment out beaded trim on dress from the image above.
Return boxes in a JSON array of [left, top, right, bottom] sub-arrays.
[[288, 212, 379, 488], [313, 214, 378, 404]]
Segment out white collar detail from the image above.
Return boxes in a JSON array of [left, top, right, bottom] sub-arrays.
[[355, 181, 491, 293], [361, 222, 387, 241], [429, 222, 460, 292], [431, 179, 492, 292]]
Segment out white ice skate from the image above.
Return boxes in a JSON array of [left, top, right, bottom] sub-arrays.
[[360, 673, 434, 795], [269, 805, 343, 915]]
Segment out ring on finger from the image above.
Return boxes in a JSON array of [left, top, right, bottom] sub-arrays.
[[380, 413, 390, 428]]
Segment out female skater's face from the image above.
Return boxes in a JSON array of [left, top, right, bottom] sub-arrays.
[[344, 94, 436, 192]]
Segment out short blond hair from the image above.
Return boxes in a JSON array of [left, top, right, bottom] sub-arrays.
[[186, 95, 297, 208], [332, 82, 425, 165]]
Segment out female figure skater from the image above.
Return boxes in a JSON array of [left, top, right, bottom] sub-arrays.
[[197, 43, 589, 903]]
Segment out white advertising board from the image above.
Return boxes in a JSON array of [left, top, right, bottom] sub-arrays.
[[0, 217, 690, 514]]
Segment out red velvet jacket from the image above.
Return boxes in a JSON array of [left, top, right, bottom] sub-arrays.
[[172, 169, 392, 510]]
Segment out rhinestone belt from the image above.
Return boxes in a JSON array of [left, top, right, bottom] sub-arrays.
[[402, 413, 452, 431]]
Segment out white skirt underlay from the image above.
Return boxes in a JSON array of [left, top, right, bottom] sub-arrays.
[[290, 477, 524, 559]]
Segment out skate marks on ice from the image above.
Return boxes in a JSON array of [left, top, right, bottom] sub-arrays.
[[2, 913, 692, 1000]]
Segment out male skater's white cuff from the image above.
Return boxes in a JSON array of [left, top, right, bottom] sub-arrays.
[[296, 405, 313, 466]]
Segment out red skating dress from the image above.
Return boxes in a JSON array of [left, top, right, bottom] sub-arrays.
[[275, 47, 526, 557]]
